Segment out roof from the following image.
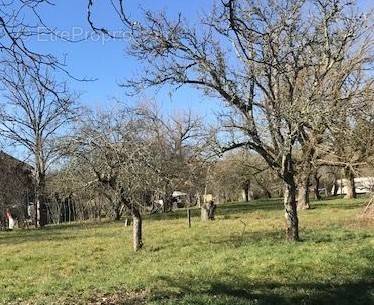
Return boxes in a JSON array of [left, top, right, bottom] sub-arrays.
[[0, 151, 33, 171]]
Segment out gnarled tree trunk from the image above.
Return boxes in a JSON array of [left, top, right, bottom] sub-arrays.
[[314, 173, 322, 200], [132, 208, 143, 251], [297, 174, 310, 210], [284, 181, 299, 241], [282, 154, 299, 241], [344, 167, 357, 199]]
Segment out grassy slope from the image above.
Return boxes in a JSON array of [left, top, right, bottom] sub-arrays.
[[0, 198, 373, 305]]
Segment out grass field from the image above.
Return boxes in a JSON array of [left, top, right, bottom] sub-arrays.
[[0, 198, 373, 305]]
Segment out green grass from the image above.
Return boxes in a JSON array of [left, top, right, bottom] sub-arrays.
[[0, 198, 373, 305]]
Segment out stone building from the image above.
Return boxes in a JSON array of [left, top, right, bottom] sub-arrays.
[[0, 151, 33, 224]]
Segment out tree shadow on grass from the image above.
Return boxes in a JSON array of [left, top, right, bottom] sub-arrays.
[[208, 226, 373, 248], [150, 274, 374, 305], [219, 199, 284, 214], [312, 202, 365, 211]]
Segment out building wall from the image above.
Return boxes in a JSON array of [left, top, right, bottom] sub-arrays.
[[333, 177, 374, 195], [0, 152, 33, 219]]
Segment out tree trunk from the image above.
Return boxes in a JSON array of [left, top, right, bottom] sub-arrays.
[[297, 175, 310, 210], [344, 167, 357, 199], [163, 184, 173, 213], [124, 217, 131, 226], [242, 181, 251, 202], [196, 192, 201, 208], [68, 197, 72, 223], [114, 206, 122, 221], [265, 189, 272, 199], [314, 174, 322, 200], [282, 152, 299, 241], [333, 176, 339, 196], [34, 200, 38, 228], [34, 175, 41, 228], [284, 181, 299, 241], [132, 209, 143, 251], [201, 205, 209, 221], [34, 172, 47, 228], [187, 208, 191, 228], [34, 141, 47, 228]]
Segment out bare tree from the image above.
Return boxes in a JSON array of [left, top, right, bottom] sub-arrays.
[[295, 140, 322, 209], [65, 106, 163, 251], [88, 0, 372, 241], [313, 169, 323, 200], [142, 106, 212, 216], [0, 1, 73, 84], [0, 64, 76, 227], [211, 151, 279, 203], [314, 81, 374, 199]]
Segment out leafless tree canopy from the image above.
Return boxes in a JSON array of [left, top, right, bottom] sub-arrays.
[[0, 1, 68, 80], [0, 0, 371, 249], [63, 106, 167, 250], [0, 63, 77, 227], [87, 0, 373, 241], [0, 65, 75, 159]]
